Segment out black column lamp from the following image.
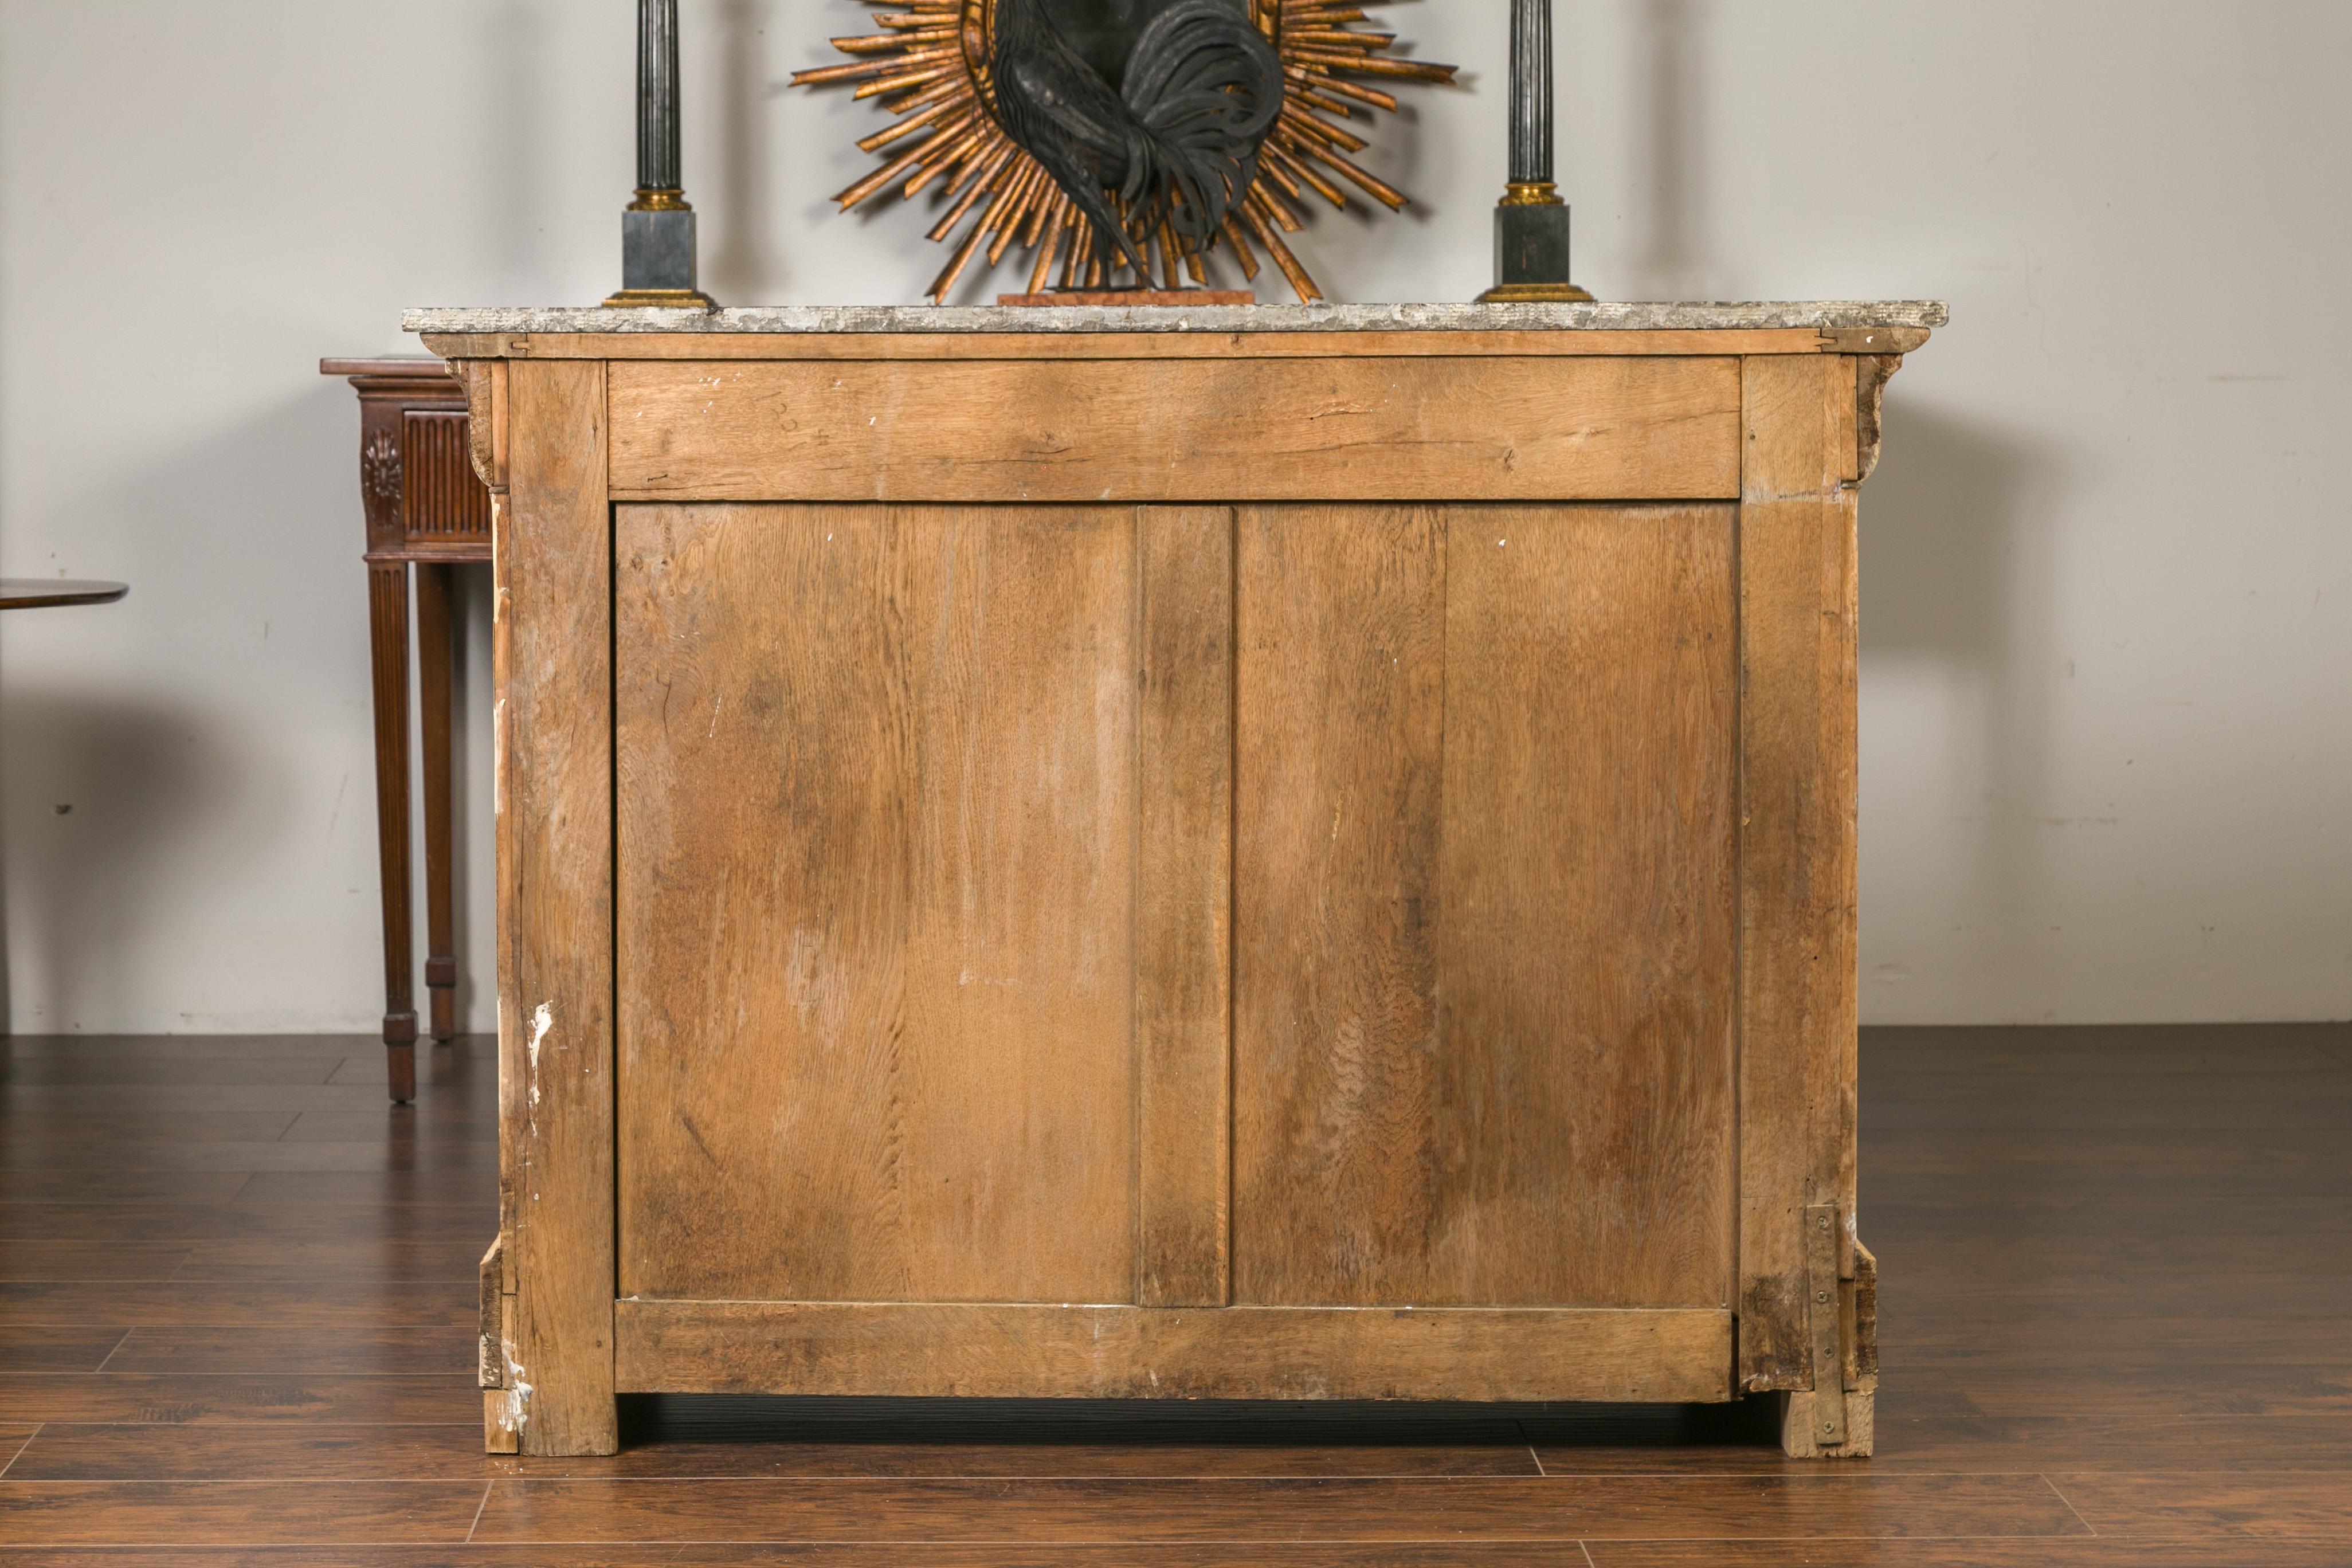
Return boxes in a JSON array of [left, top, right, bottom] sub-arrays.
[[1478, 0, 1592, 303], [605, 0, 715, 308]]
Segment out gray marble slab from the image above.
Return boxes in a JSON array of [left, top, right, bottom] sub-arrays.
[[404, 300, 1947, 337]]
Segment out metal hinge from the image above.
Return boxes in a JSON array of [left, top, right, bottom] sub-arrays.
[[1805, 1204, 1848, 1445]]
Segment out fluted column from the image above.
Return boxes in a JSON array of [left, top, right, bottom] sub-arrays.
[[1508, 0, 1553, 187], [636, 0, 682, 199]]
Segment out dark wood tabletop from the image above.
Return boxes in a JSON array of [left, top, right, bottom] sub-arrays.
[[0, 578, 128, 610]]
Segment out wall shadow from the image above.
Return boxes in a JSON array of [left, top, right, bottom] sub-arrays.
[[1, 382, 392, 1036], [707, 0, 783, 301], [484, 0, 551, 279], [0, 685, 285, 1031], [1622, 0, 1710, 300], [1859, 395, 2071, 1011]]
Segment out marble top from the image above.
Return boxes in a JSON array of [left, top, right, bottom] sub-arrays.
[[405, 300, 1946, 337]]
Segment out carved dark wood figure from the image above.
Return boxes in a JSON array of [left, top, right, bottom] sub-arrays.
[[991, 0, 1280, 282]]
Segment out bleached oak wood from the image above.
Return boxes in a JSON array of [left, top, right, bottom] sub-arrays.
[[1135, 508, 1235, 1308], [603, 356, 1742, 503], [489, 358, 616, 1457], [435, 316, 1927, 1457], [614, 1300, 1733, 1403], [1230, 503, 1738, 1310], [1736, 355, 1864, 1424], [614, 502, 1141, 1307]]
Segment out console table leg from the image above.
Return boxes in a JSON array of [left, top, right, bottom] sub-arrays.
[[367, 561, 418, 1101], [417, 562, 460, 1045]]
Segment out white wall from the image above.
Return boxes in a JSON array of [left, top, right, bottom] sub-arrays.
[[2, 1, 2345, 1033]]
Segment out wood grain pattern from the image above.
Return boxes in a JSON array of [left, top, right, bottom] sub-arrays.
[[0, 1480, 489, 1545], [1231, 504, 1736, 1309], [0, 1373, 482, 1425], [0, 1324, 128, 1373], [1735, 354, 1861, 1410], [493, 357, 617, 1455], [1134, 508, 1234, 1308], [1433, 505, 1736, 1309], [3, 1422, 1545, 1480], [615, 1300, 1731, 1403], [1591, 1546, 2341, 1568], [604, 357, 1742, 503], [614, 503, 1140, 1307], [465, 1471, 2073, 1544], [6, 1018, 2350, 1549], [2048, 1472, 2352, 1537], [1232, 503, 1445, 1306]]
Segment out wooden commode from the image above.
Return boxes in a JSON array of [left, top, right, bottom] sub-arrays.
[[414, 300, 1940, 1459]]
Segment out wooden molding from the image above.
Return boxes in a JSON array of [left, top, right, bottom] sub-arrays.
[[616, 1300, 1733, 1404], [605, 356, 1743, 504], [1854, 354, 1905, 484]]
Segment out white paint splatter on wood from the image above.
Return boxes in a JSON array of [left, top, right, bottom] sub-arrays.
[[527, 1001, 553, 1107]]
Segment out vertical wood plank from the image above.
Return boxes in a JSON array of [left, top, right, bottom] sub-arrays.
[[1737, 354, 1861, 1395], [1434, 504, 1738, 1309], [1234, 504, 1738, 1310], [613, 504, 1138, 1307], [1135, 507, 1234, 1307], [492, 358, 615, 1455], [1232, 504, 1448, 1306]]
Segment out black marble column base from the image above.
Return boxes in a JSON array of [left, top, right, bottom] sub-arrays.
[[1479, 196, 1593, 303], [606, 206, 714, 308]]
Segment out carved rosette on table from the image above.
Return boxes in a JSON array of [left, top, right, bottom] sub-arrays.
[[795, 0, 1455, 301]]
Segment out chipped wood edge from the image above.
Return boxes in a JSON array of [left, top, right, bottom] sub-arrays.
[[1853, 355, 1905, 484], [494, 358, 618, 1457], [479, 1234, 520, 1455], [456, 360, 509, 493], [478, 1236, 505, 1390], [1849, 1234, 1879, 1386]]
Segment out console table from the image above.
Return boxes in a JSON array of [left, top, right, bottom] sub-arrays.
[[415, 301, 1938, 1459], [320, 357, 493, 1101]]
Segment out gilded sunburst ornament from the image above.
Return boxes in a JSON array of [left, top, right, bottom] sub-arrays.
[[793, 0, 1457, 301]]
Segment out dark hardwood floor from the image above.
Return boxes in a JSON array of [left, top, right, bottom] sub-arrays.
[[1, 1022, 2347, 1565]]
